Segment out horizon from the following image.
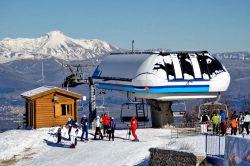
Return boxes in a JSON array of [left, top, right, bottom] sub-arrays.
[[0, 0, 250, 53]]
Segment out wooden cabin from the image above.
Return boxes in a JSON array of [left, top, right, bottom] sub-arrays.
[[21, 86, 81, 129]]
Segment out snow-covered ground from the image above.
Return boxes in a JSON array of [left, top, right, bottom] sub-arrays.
[[0, 127, 206, 166]]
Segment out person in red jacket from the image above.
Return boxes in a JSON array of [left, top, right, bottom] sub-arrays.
[[103, 113, 110, 137], [130, 116, 139, 142]]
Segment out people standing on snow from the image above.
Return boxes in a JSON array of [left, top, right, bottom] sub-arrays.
[[200, 111, 210, 133], [80, 114, 88, 141], [211, 112, 219, 134], [219, 110, 227, 136], [70, 123, 79, 148], [238, 112, 245, 134], [107, 117, 116, 141], [94, 116, 103, 140], [244, 112, 250, 135], [130, 116, 139, 142], [56, 125, 62, 144], [65, 118, 76, 140], [230, 116, 237, 135], [103, 113, 110, 137]]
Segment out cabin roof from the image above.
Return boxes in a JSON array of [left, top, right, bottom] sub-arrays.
[[21, 86, 81, 100]]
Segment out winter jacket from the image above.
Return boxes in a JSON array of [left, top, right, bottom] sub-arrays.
[[238, 115, 245, 125], [109, 120, 116, 130], [66, 120, 76, 127], [244, 114, 250, 122], [220, 112, 226, 122], [231, 119, 237, 128], [96, 118, 101, 127], [103, 115, 110, 126], [131, 119, 138, 130], [81, 118, 88, 127], [201, 114, 210, 123], [212, 114, 219, 125]]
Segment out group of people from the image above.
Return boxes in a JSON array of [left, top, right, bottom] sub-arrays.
[[93, 113, 116, 141], [57, 113, 139, 148], [230, 111, 250, 135], [200, 110, 250, 135]]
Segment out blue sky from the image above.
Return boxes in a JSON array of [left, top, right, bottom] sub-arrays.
[[0, 0, 249, 53]]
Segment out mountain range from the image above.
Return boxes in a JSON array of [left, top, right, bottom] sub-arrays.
[[0, 31, 121, 63]]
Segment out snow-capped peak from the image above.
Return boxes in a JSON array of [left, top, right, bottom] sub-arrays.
[[0, 30, 121, 63]]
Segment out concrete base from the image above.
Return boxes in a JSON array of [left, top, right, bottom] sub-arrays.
[[148, 100, 173, 128]]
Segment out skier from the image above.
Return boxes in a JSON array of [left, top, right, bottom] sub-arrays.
[[65, 118, 76, 140], [211, 112, 219, 134], [56, 125, 62, 144], [244, 112, 250, 135], [219, 110, 227, 136], [107, 117, 116, 141], [130, 116, 139, 142], [103, 113, 110, 137], [94, 116, 103, 140], [230, 116, 237, 135], [200, 111, 210, 133], [80, 114, 88, 141], [238, 112, 245, 134], [70, 123, 79, 148]]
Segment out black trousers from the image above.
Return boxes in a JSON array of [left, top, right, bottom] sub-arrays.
[[231, 127, 237, 135], [212, 124, 219, 134], [57, 133, 61, 143], [245, 122, 249, 134], [94, 127, 103, 139], [103, 125, 109, 136], [108, 129, 114, 141]]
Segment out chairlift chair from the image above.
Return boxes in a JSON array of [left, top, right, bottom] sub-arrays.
[[120, 98, 149, 124]]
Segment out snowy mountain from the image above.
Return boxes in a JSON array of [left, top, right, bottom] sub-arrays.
[[213, 52, 250, 61], [0, 31, 121, 63]]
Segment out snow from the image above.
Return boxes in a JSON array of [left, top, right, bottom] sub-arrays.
[[21, 86, 54, 98], [0, 31, 120, 64], [0, 127, 206, 166]]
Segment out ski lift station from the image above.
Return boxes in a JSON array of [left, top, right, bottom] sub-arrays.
[[90, 51, 230, 127], [22, 50, 230, 129]]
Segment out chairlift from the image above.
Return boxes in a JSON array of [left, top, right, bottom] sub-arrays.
[[96, 91, 109, 116], [120, 98, 149, 123], [198, 102, 228, 120]]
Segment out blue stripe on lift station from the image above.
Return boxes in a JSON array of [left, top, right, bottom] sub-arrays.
[[96, 83, 209, 93]]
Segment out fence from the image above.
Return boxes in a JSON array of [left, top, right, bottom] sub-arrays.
[[170, 122, 201, 138], [205, 134, 225, 158]]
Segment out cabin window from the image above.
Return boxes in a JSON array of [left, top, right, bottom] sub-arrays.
[[177, 53, 194, 79], [55, 103, 72, 117], [197, 53, 225, 79]]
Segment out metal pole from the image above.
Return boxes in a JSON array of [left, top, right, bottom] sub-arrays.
[[218, 135, 220, 156], [132, 40, 134, 53], [88, 77, 96, 129], [205, 134, 208, 156]]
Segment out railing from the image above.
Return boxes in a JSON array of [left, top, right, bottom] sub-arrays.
[[205, 134, 225, 157]]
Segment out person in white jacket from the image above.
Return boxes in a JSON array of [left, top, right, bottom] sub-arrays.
[[244, 112, 250, 135], [70, 123, 79, 148], [94, 116, 103, 140]]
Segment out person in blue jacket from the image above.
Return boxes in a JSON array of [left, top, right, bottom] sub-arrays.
[[80, 115, 88, 141], [65, 118, 76, 140]]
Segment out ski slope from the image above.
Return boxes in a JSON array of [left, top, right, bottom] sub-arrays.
[[0, 128, 205, 166]]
